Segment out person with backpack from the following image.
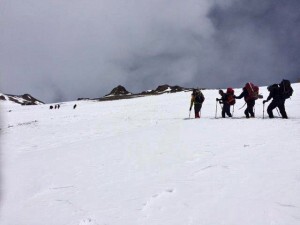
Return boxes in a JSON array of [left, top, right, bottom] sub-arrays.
[[234, 82, 260, 118], [189, 89, 205, 118], [263, 80, 293, 119], [216, 88, 235, 118]]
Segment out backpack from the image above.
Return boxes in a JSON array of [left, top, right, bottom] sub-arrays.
[[279, 79, 293, 99], [267, 84, 279, 92], [226, 87, 235, 105], [195, 90, 205, 103], [244, 82, 259, 101]]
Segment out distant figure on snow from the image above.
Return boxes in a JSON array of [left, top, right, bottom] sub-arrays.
[[50, 105, 53, 109], [189, 89, 205, 118], [216, 88, 235, 118], [263, 79, 293, 119], [73, 104, 77, 109]]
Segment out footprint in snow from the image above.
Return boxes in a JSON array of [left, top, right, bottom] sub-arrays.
[[141, 188, 175, 210], [78, 218, 98, 225]]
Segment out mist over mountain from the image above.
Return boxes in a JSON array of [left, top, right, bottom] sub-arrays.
[[1, 0, 299, 103]]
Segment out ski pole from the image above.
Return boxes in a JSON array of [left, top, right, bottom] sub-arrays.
[[189, 110, 191, 119], [232, 105, 235, 117], [263, 103, 265, 119]]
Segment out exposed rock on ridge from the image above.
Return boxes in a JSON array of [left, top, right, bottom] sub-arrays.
[[78, 84, 193, 101]]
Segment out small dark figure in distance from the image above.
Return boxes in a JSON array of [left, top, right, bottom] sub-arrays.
[[263, 79, 293, 119], [73, 104, 77, 109], [50, 105, 53, 109], [57, 104, 60, 109], [216, 88, 235, 118], [235, 82, 261, 118], [189, 89, 205, 118]]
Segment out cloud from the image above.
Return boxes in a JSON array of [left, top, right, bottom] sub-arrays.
[[0, 0, 299, 103]]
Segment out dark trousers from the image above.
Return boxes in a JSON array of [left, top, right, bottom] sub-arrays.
[[194, 103, 202, 118], [267, 99, 287, 118], [222, 103, 232, 118], [245, 100, 255, 118]]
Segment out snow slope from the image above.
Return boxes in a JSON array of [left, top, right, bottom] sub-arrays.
[[0, 84, 300, 225]]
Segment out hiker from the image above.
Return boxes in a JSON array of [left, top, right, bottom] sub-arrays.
[[216, 88, 235, 118], [263, 80, 293, 119], [73, 104, 77, 109], [234, 82, 260, 118], [189, 89, 205, 118]]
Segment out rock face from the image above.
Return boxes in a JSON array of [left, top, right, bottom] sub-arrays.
[[105, 85, 132, 97], [0, 93, 44, 105]]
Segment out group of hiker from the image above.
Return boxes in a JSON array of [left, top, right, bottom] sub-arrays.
[[189, 79, 294, 119]]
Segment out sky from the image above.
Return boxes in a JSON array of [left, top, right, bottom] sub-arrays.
[[0, 0, 300, 103]]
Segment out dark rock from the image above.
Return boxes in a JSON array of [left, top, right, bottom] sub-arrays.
[[105, 85, 132, 96], [155, 84, 171, 92]]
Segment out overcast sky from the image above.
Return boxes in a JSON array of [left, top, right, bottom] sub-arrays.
[[1, 0, 299, 103]]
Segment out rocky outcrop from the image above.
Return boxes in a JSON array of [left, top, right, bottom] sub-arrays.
[[104, 85, 132, 97], [78, 84, 192, 102]]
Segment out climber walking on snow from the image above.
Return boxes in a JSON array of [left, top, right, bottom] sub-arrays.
[[216, 88, 235, 118], [235, 82, 261, 118], [263, 79, 293, 119], [189, 89, 205, 118]]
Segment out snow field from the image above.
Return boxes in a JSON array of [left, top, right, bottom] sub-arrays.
[[0, 84, 299, 225]]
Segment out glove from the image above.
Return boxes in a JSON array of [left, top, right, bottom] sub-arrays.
[[189, 107, 192, 111], [216, 98, 219, 101], [263, 100, 267, 104]]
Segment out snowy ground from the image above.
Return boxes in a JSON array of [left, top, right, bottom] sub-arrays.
[[0, 84, 300, 225]]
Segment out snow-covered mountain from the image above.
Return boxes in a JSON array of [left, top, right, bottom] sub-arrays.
[[0, 84, 299, 225], [0, 93, 44, 105]]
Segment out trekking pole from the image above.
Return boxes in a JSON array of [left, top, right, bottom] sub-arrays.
[[215, 99, 218, 118], [238, 102, 246, 110], [263, 103, 265, 119], [232, 105, 235, 117], [189, 110, 191, 119], [276, 108, 281, 117]]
